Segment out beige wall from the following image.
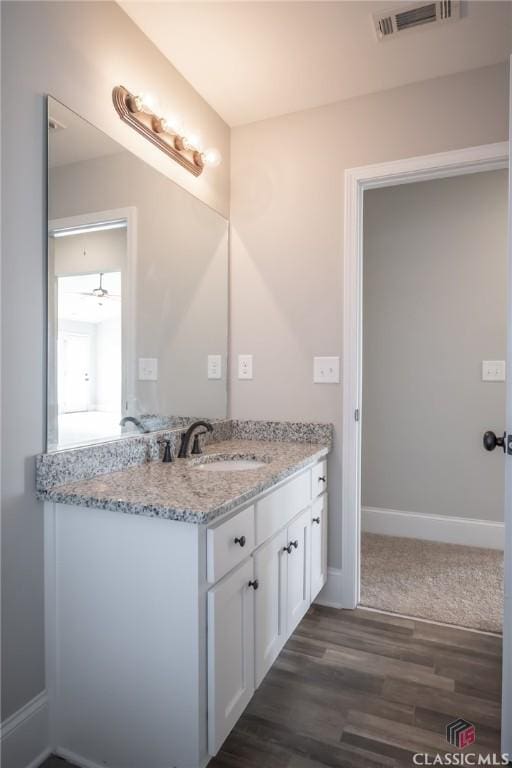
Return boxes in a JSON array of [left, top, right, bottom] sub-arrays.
[[230, 62, 509, 569], [362, 170, 508, 524], [1, 0, 229, 720]]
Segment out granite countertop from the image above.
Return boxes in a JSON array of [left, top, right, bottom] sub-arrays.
[[38, 439, 329, 524]]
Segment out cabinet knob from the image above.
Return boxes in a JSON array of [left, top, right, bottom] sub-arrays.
[[318, 476, 326, 483], [312, 517, 321, 524], [283, 543, 292, 554], [291, 539, 299, 549], [248, 579, 259, 590], [234, 535, 246, 547]]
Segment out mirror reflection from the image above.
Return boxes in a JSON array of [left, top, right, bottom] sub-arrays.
[[47, 97, 228, 451]]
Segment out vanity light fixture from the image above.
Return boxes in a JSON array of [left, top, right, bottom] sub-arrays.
[[112, 85, 221, 177]]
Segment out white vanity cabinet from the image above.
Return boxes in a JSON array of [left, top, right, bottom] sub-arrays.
[[46, 455, 328, 768]]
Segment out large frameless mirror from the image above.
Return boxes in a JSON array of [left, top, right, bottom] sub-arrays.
[[47, 97, 228, 451]]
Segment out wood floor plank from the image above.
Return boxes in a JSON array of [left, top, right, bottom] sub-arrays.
[[323, 646, 455, 690], [383, 677, 502, 728], [275, 648, 385, 695], [413, 620, 502, 657], [296, 619, 439, 667], [344, 710, 461, 754]]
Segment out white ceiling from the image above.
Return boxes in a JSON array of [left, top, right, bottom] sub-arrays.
[[119, 1, 512, 127]]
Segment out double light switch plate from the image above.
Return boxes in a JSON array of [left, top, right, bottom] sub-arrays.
[[482, 360, 506, 382], [313, 356, 340, 384]]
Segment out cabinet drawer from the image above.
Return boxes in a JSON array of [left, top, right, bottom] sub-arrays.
[[311, 460, 327, 498], [207, 505, 255, 583], [255, 470, 311, 546]]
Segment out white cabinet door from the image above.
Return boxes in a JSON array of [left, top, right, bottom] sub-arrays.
[[311, 494, 328, 601], [254, 528, 287, 688], [208, 558, 255, 756], [285, 507, 311, 634]]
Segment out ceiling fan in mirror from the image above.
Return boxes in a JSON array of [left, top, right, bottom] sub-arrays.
[[76, 272, 121, 306]]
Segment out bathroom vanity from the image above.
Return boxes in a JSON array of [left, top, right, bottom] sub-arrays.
[[40, 427, 330, 768]]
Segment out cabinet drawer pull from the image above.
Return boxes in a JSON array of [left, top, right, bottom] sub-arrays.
[[248, 579, 259, 590], [318, 476, 326, 483], [312, 517, 321, 524], [234, 536, 246, 547]]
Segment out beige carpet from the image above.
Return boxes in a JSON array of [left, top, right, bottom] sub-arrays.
[[361, 533, 503, 633]]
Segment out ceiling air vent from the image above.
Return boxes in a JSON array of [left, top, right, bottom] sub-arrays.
[[373, 1, 460, 40]]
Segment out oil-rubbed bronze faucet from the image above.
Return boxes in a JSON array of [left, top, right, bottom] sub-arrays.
[[119, 416, 149, 433], [177, 420, 213, 458]]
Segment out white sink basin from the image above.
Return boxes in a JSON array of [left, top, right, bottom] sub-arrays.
[[193, 457, 268, 472]]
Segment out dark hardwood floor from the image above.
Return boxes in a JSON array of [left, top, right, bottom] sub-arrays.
[[40, 606, 502, 768]]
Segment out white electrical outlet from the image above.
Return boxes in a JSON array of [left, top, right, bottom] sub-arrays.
[[482, 360, 506, 382], [138, 358, 158, 381], [313, 356, 340, 384], [238, 354, 253, 380], [208, 355, 222, 380]]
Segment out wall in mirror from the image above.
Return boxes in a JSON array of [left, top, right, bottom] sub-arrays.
[[47, 97, 228, 451]]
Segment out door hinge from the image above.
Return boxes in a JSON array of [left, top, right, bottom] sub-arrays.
[[354, 408, 360, 422]]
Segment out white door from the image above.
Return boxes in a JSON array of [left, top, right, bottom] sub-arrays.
[[207, 558, 255, 756], [311, 494, 328, 601], [254, 529, 288, 687], [286, 507, 311, 634], [59, 332, 91, 412], [501, 55, 512, 756]]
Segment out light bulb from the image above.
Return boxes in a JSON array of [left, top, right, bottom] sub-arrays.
[[163, 114, 184, 135], [184, 131, 203, 152], [139, 92, 157, 114], [202, 147, 222, 168]]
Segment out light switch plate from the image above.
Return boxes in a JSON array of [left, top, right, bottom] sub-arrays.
[[238, 354, 253, 380], [482, 360, 506, 382], [208, 354, 222, 380], [138, 357, 158, 381], [314, 356, 340, 384]]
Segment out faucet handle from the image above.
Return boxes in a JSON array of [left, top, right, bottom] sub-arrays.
[[158, 438, 173, 463], [191, 431, 208, 455]]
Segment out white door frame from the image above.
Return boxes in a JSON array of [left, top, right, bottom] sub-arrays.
[[341, 141, 509, 611], [48, 206, 138, 447]]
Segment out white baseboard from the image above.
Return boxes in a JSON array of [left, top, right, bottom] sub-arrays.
[[1, 691, 50, 768], [362, 506, 504, 550], [315, 567, 344, 608]]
